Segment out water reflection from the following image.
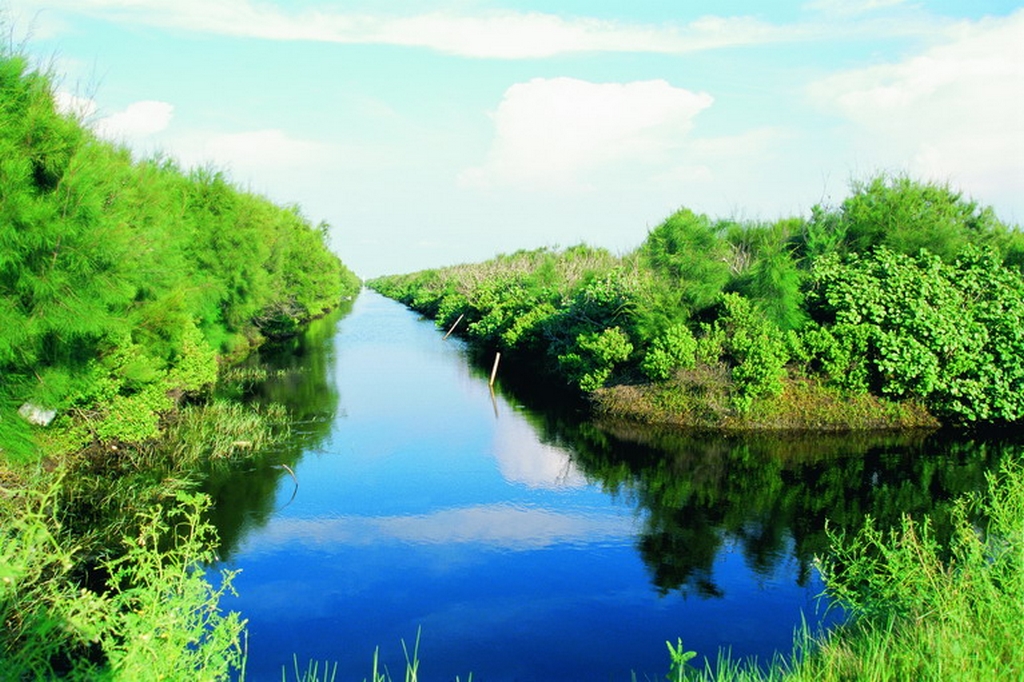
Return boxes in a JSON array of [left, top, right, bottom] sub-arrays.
[[491, 414, 588, 489], [205, 291, 1019, 680], [487, 377, 1015, 599], [203, 301, 350, 556], [237, 504, 635, 553]]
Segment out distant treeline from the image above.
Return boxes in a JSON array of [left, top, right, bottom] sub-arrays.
[[370, 175, 1024, 429], [0, 53, 360, 460]]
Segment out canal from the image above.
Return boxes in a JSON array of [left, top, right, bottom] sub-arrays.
[[204, 290, 1010, 681]]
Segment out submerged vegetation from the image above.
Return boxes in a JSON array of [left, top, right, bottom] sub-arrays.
[[369, 175, 1024, 431]]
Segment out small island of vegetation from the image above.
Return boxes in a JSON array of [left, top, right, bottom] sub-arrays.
[[369, 174, 1024, 432]]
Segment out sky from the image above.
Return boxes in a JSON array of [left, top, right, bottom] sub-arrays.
[[4, 0, 1023, 278]]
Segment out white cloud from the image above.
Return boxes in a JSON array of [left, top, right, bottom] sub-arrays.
[[202, 129, 324, 169], [809, 10, 1024, 215], [460, 78, 713, 192], [244, 504, 636, 553], [53, 91, 98, 119], [366, 12, 795, 59], [492, 415, 588, 489], [94, 100, 174, 139], [804, 0, 911, 16], [53, 93, 173, 142], [18, 0, 931, 59], [167, 128, 326, 183]]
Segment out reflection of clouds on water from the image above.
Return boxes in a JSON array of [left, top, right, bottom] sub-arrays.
[[248, 504, 635, 553], [491, 413, 587, 489]]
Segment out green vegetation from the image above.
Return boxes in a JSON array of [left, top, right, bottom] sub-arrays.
[[3, 33, 1022, 680], [497, 374, 1011, 600], [0, 51, 359, 465], [0, 48, 358, 679], [369, 174, 1024, 430], [666, 457, 1024, 681], [1, 486, 245, 680]]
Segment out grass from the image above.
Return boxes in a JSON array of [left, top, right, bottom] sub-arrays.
[[278, 628, 477, 682], [161, 399, 291, 466], [667, 457, 1024, 681], [593, 372, 940, 432]]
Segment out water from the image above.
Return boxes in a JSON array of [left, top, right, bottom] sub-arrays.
[[205, 290, 1012, 681]]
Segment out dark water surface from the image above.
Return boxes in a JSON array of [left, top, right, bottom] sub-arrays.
[[206, 290, 1013, 681]]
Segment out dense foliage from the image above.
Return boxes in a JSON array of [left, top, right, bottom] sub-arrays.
[[1, 488, 246, 680], [370, 174, 1024, 428], [0, 49, 362, 679], [0, 53, 359, 460]]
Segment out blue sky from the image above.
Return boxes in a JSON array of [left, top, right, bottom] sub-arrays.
[[6, 0, 1023, 277]]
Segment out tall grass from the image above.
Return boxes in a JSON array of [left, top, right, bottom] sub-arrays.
[[670, 457, 1024, 681]]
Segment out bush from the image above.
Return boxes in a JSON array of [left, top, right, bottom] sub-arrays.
[[806, 246, 1024, 423], [558, 327, 634, 392], [0, 486, 246, 680], [641, 323, 698, 381], [0, 50, 357, 460], [808, 174, 1004, 263], [637, 208, 731, 314], [706, 294, 789, 411]]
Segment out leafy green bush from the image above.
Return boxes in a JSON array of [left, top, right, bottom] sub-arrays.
[[557, 327, 634, 392], [372, 173, 1022, 428], [641, 323, 698, 381], [806, 246, 1024, 423], [705, 294, 789, 411], [0, 486, 246, 680]]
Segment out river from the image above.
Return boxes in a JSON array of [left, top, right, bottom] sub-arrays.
[[204, 290, 1014, 681]]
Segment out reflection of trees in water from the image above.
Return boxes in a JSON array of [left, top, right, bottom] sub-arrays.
[[581, 425, 1018, 597], [490, 363, 1021, 599], [203, 301, 352, 559]]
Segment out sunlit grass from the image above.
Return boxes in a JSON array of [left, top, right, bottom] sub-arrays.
[[665, 457, 1024, 681]]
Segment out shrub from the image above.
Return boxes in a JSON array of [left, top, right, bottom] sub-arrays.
[[641, 323, 698, 381], [558, 327, 634, 392], [707, 294, 789, 411], [637, 208, 731, 314], [0, 486, 246, 680], [806, 246, 1024, 423]]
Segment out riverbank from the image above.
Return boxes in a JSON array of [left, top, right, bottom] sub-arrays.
[[592, 374, 939, 431], [0, 48, 359, 678], [0, 49, 360, 468], [369, 175, 1024, 433]]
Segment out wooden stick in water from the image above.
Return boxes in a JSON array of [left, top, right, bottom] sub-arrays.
[[443, 314, 464, 340], [489, 352, 501, 387]]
